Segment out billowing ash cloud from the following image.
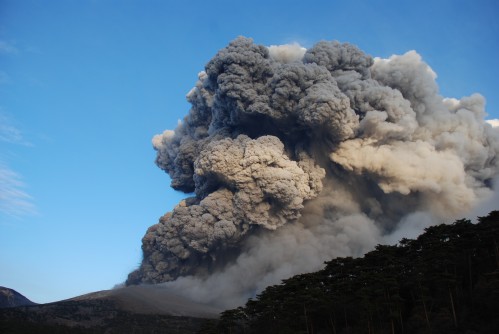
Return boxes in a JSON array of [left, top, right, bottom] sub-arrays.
[[127, 37, 499, 307]]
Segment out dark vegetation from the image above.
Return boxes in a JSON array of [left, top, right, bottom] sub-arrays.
[[211, 211, 499, 334]]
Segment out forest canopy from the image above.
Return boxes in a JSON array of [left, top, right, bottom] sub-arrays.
[[211, 211, 499, 334]]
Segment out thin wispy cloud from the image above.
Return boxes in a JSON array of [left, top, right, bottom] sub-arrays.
[[0, 111, 35, 218], [0, 41, 18, 87], [0, 40, 19, 54], [0, 71, 11, 85], [0, 164, 36, 217], [0, 111, 31, 146]]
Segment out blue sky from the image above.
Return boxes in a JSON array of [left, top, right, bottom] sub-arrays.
[[1, 0, 498, 303]]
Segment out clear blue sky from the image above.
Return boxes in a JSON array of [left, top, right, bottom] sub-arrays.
[[1, 0, 498, 303]]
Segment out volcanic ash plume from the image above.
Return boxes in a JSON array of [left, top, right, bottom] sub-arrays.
[[127, 37, 499, 307]]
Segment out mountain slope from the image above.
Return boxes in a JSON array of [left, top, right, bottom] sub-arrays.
[[0, 287, 37, 308], [69, 284, 221, 318], [0, 285, 220, 333]]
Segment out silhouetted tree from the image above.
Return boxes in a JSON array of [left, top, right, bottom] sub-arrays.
[[203, 210, 499, 334]]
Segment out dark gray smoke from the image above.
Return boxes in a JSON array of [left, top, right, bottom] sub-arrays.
[[127, 37, 499, 308]]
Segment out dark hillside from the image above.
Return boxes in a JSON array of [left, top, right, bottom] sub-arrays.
[[0, 298, 209, 334], [0, 285, 220, 334], [0, 287, 37, 308]]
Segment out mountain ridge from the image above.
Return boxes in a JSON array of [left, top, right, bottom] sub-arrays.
[[0, 285, 220, 333], [0, 287, 37, 308]]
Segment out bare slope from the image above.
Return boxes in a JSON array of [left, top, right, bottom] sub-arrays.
[[1, 285, 220, 333], [70, 284, 221, 318]]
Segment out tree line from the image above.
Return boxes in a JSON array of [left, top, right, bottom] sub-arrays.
[[201, 211, 499, 333]]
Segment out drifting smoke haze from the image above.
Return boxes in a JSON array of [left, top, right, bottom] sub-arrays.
[[126, 37, 499, 308]]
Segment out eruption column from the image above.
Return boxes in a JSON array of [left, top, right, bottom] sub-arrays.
[[127, 37, 499, 307]]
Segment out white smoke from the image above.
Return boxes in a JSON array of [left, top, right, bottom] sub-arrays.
[[127, 37, 499, 308], [268, 43, 306, 63]]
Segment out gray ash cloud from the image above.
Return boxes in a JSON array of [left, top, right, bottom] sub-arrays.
[[127, 37, 499, 307]]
